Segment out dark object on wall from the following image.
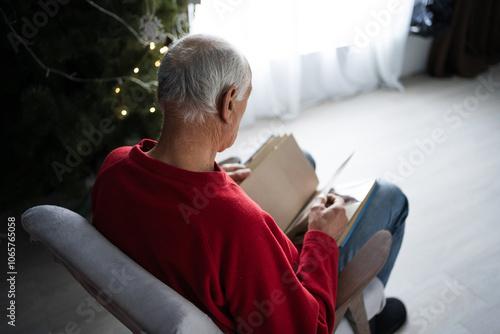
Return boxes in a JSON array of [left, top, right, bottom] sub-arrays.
[[428, 0, 500, 77], [410, 0, 456, 37]]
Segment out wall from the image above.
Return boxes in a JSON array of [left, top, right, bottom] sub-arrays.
[[401, 34, 434, 78]]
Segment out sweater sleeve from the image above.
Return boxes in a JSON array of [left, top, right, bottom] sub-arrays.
[[218, 219, 339, 334]]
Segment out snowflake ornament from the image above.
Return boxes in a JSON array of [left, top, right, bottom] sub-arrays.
[[138, 15, 167, 45]]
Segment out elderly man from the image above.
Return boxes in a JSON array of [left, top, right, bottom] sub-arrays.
[[92, 34, 407, 334]]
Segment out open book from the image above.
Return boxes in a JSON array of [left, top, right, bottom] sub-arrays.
[[239, 134, 378, 247]]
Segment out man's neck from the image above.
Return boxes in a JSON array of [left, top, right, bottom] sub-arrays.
[[146, 120, 220, 173]]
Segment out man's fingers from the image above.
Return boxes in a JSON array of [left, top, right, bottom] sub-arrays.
[[228, 168, 251, 182], [326, 194, 335, 207], [221, 163, 247, 172], [326, 194, 345, 208], [308, 192, 349, 239], [311, 194, 327, 210]]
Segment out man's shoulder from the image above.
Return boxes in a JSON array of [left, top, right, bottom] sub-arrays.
[[100, 138, 155, 169], [98, 145, 134, 175], [108, 146, 132, 161]]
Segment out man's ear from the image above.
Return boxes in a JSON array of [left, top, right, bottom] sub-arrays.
[[220, 86, 237, 124]]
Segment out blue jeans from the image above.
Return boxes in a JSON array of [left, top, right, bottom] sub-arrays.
[[337, 180, 408, 287]]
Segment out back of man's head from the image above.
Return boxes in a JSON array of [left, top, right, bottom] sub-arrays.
[[157, 34, 251, 123]]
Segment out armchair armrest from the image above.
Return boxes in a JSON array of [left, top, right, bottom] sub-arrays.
[[334, 230, 392, 333], [22, 205, 223, 334]]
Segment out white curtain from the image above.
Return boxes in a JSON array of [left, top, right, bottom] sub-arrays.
[[190, 0, 414, 128]]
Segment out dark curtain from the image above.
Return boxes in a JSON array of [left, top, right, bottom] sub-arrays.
[[428, 0, 500, 77]]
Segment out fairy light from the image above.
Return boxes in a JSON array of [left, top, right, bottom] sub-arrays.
[[115, 87, 120, 93], [121, 109, 128, 116], [150, 107, 156, 113], [159, 46, 168, 54], [133, 67, 139, 73], [155, 60, 161, 67], [3, 4, 158, 92]]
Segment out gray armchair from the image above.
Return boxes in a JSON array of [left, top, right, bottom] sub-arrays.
[[22, 205, 390, 334]]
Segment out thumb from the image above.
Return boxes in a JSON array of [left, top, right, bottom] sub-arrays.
[[229, 168, 251, 182], [311, 194, 327, 210]]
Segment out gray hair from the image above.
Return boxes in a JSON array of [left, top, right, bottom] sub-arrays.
[[157, 34, 251, 123]]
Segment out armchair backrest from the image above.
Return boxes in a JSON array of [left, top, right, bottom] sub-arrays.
[[22, 205, 223, 334]]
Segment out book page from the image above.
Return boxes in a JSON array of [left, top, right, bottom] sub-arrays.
[[286, 179, 377, 245], [240, 135, 319, 230], [332, 179, 378, 246], [285, 152, 354, 235], [245, 135, 276, 170]]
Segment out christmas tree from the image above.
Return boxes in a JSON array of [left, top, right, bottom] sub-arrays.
[[0, 0, 188, 213]]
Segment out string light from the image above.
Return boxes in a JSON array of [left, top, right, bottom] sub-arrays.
[[150, 107, 156, 113], [1, 2, 175, 93], [115, 87, 120, 93], [121, 110, 128, 116], [155, 60, 161, 67]]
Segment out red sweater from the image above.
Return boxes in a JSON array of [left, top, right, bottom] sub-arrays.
[[92, 139, 339, 334]]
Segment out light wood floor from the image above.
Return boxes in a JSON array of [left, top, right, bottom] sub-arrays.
[[3, 65, 499, 333]]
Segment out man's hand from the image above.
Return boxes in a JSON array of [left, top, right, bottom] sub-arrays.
[[220, 163, 251, 183], [308, 193, 348, 241]]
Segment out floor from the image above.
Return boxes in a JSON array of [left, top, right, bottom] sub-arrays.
[[3, 65, 499, 333]]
